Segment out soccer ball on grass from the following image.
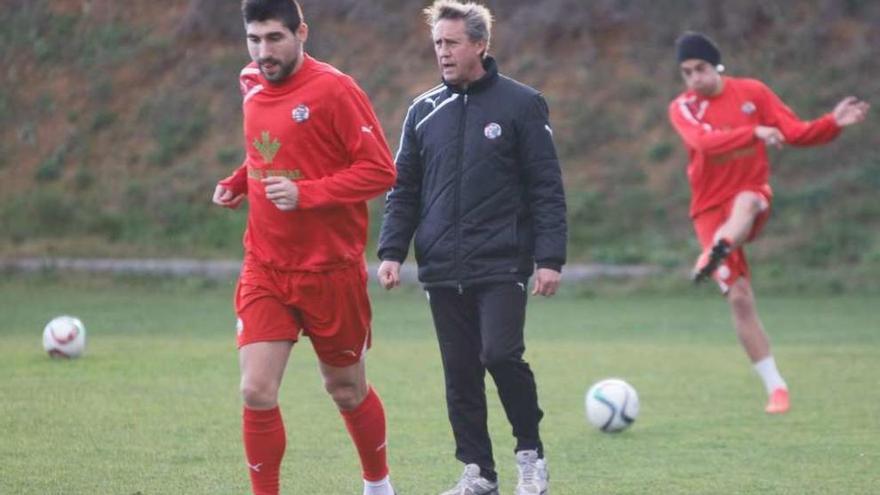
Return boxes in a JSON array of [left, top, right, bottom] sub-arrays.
[[585, 378, 639, 432], [42, 315, 86, 359]]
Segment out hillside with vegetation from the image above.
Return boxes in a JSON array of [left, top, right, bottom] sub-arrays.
[[2, 0, 878, 288]]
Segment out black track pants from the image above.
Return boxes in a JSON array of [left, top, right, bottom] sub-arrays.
[[427, 282, 544, 480]]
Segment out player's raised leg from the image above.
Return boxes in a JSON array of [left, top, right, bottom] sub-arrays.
[[727, 278, 789, 414], [714, 191, 767, 248], [321, 360, 395, 495], [240, 341, 294, 495], [694, 191, 766, 282]]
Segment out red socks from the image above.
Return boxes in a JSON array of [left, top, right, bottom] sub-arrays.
[[243, 406, 286, 495], [242, 388, 388, 493], [341, 387, 390, 481]]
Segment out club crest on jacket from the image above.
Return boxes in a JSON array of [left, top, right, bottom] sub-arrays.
[[484, 122, 502, 139]]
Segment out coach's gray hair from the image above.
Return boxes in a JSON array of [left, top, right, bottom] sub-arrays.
[[424, 1, 493, 56]]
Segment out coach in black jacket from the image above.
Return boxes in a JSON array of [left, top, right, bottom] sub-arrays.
[[377, 2, 566, 493]]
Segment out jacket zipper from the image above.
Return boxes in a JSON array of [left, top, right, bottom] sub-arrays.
[[455, 93, 468, 295]]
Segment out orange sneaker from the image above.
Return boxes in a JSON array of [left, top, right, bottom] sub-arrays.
[[765, 388, 790, 414]]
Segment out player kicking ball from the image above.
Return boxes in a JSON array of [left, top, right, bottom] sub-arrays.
[[668, 32, 869, 414]]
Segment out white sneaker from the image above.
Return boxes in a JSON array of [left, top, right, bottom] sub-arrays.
[[440, 464, 500, 495], [515, 450, 548, 495]]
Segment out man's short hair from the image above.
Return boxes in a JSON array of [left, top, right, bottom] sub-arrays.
[[424, 1, 493, 54], [242, 0, 304, 34]]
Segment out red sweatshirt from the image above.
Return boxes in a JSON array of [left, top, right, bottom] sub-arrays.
[[219, 55, 396, 271], [668, 76, 840, 217]]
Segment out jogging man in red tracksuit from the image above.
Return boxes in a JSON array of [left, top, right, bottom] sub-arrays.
[[212, 1, 397, 493], [668, 32, 869, 414]]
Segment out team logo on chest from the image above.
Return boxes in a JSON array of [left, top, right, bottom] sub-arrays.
[[292, 103, 310, 123], [484, 122, 502, 140], [741, 101, 756, 115], [253, 130, 281, 163]]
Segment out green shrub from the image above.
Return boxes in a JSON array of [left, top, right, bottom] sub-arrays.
[[35, 145, 68, 182], [145, 96, 210, 166], [91, 109, 117, 132], [74, 166, 96, 190], [647, 141, 674, 163], [216, 147, 244, 167], [2, 189, 76, 239]]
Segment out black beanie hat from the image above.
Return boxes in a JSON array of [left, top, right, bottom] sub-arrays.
[[675, 32, 721, 66]]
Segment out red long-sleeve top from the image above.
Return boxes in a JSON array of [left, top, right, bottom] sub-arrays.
[[219, 55, 395, 271], [669, 76, 841, 217]]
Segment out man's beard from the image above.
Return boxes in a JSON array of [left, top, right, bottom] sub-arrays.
[[259, 55, 298, 84]]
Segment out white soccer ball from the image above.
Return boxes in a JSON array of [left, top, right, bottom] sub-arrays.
[[42, 315, 86, 358], [585, 378, 639, 432]]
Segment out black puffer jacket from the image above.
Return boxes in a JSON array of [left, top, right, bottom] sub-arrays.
[[378, 57, 567, 288]]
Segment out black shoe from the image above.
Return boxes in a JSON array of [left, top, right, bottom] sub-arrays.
[[692, 238, 732, 284]]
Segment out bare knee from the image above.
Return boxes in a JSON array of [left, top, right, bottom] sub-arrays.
[[734, 192, 764, 217], [324, 380, 366, 411], [240, 380, 279, 409]]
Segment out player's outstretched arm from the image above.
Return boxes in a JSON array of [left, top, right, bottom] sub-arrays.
[[759, 82, 858, 146], [832, 96, 870, 127]]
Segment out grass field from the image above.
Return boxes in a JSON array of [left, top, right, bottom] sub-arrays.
[[1, 274, 878, 494]]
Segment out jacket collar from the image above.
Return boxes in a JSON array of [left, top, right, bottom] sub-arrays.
[[443, 56, 499, 94]]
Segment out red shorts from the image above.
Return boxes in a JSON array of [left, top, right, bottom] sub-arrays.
[[234, 260, 372, 367], [693, 188, 772, 292]]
